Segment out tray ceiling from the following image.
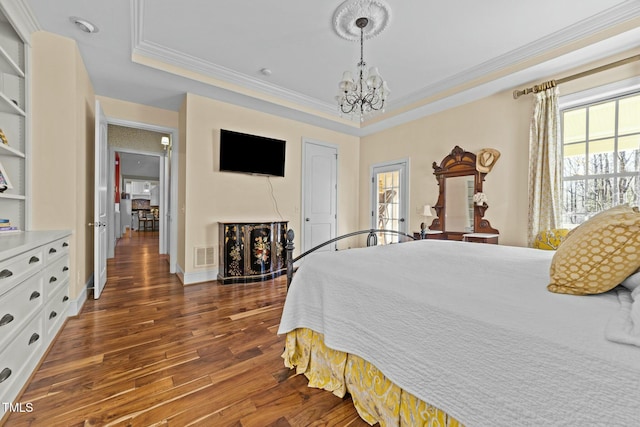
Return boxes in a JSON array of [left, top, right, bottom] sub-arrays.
[[22, 0, 640, 135]]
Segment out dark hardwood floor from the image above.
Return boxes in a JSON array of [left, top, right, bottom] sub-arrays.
[[4, 231, 368, 426]]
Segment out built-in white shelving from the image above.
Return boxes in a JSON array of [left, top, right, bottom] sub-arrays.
[[0, 9, 27, 231]]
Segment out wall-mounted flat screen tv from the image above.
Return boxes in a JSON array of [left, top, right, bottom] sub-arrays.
[[219, 129, 286, 177]]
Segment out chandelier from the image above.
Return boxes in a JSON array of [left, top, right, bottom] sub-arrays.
[[336, 16, 389, 121]]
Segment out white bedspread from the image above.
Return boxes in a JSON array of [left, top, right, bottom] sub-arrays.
[[278, 240, 640, 427], [607, 287, 640, 347]]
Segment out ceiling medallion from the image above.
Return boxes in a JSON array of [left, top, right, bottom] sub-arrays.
[[333, 0, 391, 41]]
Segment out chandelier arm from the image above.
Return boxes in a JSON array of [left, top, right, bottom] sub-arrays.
[[340, 101, 358, 114], [363, 90, 383, 108], [369, 99, 385, 111], [343, 92, 360, 105], [362, 89, 377, 103]]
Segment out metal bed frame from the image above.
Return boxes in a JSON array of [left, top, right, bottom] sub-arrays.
[[284, 228, 416, 289]]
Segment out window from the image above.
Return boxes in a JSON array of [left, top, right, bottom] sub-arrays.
[[561, 91, 640, 227]]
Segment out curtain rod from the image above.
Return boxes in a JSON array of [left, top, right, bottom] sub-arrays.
[[512, 53, 640, 99]]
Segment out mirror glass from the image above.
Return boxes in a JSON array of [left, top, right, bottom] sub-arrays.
[[445, 176, 475, 232]]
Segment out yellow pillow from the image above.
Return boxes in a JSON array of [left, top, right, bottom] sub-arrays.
[[533, 229, 570, 250], [548, 205, 640, 295], [563, 204, 637, 242]]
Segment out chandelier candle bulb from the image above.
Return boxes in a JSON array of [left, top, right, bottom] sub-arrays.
[[367, 67, 383, 89]]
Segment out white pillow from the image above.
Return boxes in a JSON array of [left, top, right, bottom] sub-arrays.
[[621, 272, 640, 292]]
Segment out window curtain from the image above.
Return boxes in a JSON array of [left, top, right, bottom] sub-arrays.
[[528, 87, 562, 246]]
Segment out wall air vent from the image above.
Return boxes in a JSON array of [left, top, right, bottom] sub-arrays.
[[194, 246, 215, 267]]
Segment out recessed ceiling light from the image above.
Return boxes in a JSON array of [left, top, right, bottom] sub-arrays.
[[69, 16, 99, 34]]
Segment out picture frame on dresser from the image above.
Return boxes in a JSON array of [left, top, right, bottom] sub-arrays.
[[0, 159, 12, 191]]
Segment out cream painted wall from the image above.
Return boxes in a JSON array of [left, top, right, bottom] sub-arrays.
[[98, 96, 179, 129], [179, 93, 360, 277], [360, 48, 640, 247], [76, 37, 95, 301], [360, 91, 531, 246], [31, 35, 181, 298], [31, 31, 95, 299]]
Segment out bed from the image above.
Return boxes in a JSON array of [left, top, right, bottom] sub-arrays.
[[278, 228, 640, 426]]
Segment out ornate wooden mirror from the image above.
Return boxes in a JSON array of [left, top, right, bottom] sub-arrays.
[[428, 146, 498, 240]]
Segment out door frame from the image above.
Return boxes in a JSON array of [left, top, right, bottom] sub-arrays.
[[370, 158, 410, 234], [108, 147, 166, 254], [104, 118, 179, 274], [94, 100, 108, 298], [301, 138, 339, 252]]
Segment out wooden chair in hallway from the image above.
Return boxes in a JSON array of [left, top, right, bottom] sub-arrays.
[[137, 210, 152, 231]]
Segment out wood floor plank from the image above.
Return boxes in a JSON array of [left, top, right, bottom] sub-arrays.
[[3, 231, 372, 427]]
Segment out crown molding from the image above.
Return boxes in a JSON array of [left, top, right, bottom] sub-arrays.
[[389, 0, 640, 111], [132, 1, 338, 118], [362, 26, 640, 137], [0, 0, 41, 44], [132, 38, 340, 117], [130, 0, 639, 136]]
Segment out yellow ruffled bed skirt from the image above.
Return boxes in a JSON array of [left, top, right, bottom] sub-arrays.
[[282, 328, 464, 427]]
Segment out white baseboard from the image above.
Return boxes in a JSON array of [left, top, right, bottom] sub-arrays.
[[68, 275, 91, 316], [176, 264, 218, 285]]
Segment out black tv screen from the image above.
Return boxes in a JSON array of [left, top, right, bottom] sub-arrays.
[[219, 129, 286, 177]]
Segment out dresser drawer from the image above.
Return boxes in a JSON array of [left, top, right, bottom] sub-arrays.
[[0, 314, 44, 400], [0, 273, 44, 350], [43, 256, 70, 296], [45, 283, 70, 339], [44, 237, 70, 264], [0, 247, 45, 297]]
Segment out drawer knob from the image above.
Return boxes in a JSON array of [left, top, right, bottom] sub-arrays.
[[49, 311, 57, 319], [30, 291, 41, 300], [63, 266, 69, 272], [49, 276, 57, 283], [29, 256, 40, 264], [0, 368, 11, 384], [62, 296, 69, 302], [0, 269, 13, 279], [28, 333, 40, 345], [49, 248, 57, 254], [62, 242, 69, 247], [0, 313, 14, 327]]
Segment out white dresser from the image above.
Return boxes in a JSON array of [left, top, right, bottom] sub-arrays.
[[0, 230, 71, 419]]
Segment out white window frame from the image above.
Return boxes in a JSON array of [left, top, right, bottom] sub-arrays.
[[559, 77, 640, 227]]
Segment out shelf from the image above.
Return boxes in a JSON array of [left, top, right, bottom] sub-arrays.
[[0, 192, 26, 200], [0, 44, 24, 78], [0, 142, 24, 157], [0, 90, 24, 115], [0, 9, 28, 233]]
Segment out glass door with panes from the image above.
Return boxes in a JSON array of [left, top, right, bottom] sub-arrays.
[[371, 161, 408, 244]]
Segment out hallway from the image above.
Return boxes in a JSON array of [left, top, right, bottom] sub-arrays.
[[5, 232, 366, 426]]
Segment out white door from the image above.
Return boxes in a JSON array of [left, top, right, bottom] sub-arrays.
[[94, 100, 108, 298], [302, 140, 337, 252], [371, 160, 409, 244]]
